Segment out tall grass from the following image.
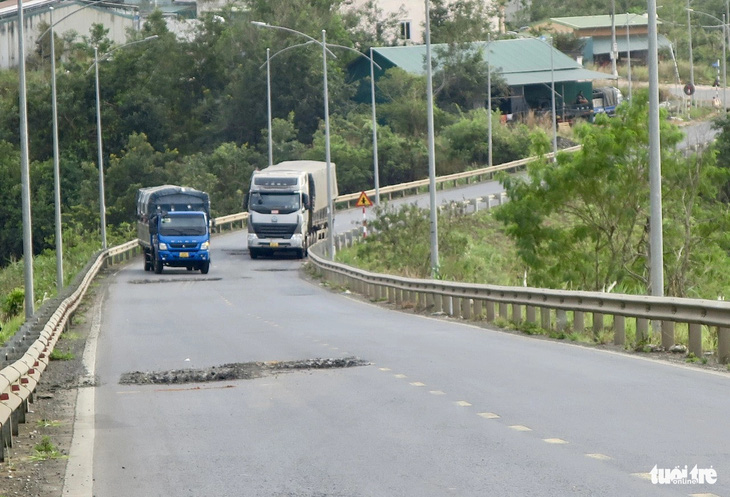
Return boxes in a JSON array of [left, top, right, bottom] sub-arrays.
[[0, 226, 130, 346]]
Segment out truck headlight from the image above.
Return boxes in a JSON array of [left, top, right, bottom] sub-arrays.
[[158, 242, 168, 250], [201, 241, 210, 250]]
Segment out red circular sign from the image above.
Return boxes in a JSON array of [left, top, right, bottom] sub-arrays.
[[683, 83, 696, 96]]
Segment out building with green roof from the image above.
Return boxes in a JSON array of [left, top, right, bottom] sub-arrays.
[[350, 37, 616, 120]]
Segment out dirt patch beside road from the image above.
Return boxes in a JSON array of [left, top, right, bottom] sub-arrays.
[[1, 271, 108, 497]]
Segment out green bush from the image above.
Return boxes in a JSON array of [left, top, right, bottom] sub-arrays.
[[2, 287, 24, 319]]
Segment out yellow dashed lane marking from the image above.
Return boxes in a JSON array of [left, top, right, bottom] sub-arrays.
[[456, 401, 472, 407], [478, 412, 500, 419], [631, 473, 652, 481], [585, 453, 612, 461], [410, 382, 426, 387], [394, 374, 407, 378], [509, 425, 532, 432], [429, 390, 445, 395], [689, 493, 721, 497], [378, 367, 390, 371], [543, 438, 568, 444]]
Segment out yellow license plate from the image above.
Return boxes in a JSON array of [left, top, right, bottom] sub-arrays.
[[180, 252, 189, 258], [270, 242, 279, 248]]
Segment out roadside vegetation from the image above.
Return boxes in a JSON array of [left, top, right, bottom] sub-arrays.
[[336, 94, 730, 349]]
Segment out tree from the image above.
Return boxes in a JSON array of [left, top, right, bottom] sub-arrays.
[[494, 91, 708, 295], [429, 0, 495, 44]]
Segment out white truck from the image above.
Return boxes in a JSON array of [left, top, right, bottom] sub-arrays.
[[246, 160, 338, 259]]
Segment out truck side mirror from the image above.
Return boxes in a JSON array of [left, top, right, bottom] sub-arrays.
[[149, 216, 158, 235], [243, 193, 249, 210], [302, 193, 310, 209]]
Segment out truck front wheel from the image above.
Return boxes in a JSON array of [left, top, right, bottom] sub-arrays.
[[200, 261, 210, 274], [153, 253, 163, 274]]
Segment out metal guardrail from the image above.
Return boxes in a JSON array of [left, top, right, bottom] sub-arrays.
[[309, 216, 730, 368], [0, 242, 141, 461], [335, 146, 580, 209]]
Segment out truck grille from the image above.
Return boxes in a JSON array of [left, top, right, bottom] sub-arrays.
[[251, 223, 297, 239], [169, 242, 198, 249]]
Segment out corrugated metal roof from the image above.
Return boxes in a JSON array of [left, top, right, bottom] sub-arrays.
[[373, 38, 616, 86], [592, 33, 672, 54], [550, 14, 661, 29]]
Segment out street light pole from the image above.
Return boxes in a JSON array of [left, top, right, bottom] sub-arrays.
[[370, 46, 380, 206], [611, 0, 618, 78], [648, 0, 664, 305], [18, 0, 35, 318], [548, 36, 557, 160], [487, 33, 492, 168], [626, 12, 632, 102], [425, 0, 439, 278], [321, 29, 335, 260], [89, 36, 158, 251], [50, 7, 63, 290], [93, 46, 107, 250], [687, 0, 695, 108], [266, 47, 272, 167]]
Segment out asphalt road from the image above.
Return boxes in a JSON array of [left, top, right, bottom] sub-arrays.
[[72, 229, 730, 497]]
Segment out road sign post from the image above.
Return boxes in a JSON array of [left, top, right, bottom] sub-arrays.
[[356, 191, 373, 237]]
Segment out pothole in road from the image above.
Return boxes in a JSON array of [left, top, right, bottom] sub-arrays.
[[119, 357, 369, 385], [252, 268, 300, 272], [128, 277, 223, 284], [222, 249, 248, 256]]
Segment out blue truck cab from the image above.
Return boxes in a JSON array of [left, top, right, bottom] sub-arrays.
[[136, 185, 212, 274]]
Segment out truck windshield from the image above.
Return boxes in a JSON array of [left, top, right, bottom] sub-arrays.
[[249, 193, 300, 214], [159, 214, 207, 236]]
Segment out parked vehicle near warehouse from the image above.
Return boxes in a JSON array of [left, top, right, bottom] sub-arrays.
[[136, 185, 212, 274], [592, 86, 623, 116]]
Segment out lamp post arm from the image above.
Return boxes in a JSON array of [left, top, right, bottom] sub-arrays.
[[325, 43, 382, 70], [251, 21, 337, 58], [86, 35, 159, 73], [258, 40, 318, 70]]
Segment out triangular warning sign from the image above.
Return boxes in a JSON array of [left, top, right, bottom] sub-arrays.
[[356, 191, 373, 207]]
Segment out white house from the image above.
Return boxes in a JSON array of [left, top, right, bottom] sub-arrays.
[[0, 0, 139, 69]]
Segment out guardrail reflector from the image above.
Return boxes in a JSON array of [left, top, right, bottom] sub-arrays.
[[11, 385, 19, 391], [28, 369, 35, 374], [0, 393, 8, 400], [20, 378, 28, 384]]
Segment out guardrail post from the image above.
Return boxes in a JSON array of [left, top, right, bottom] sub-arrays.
[[451, 297, 462, 318], [432, 293, 443, 313], [636, 318, 649, 342], [613, 315, 625, 346], [395, 287, 403, 307], [513, 304, 522, 325], [526, 305, 537, 324], [1, 420, 10, 449], [424, 292, 434, 311], [462, 298, 472, 320], [661, 321, 675, 349], [541, 307, 551, 330], [718, 327, 730, 364], [486, 301, 495, 322], [688, 323, 702, 357], [593, 313, 604, 336], [574, 311, 585, 332], [499, 302, 508, 320], [556, 309, 567, 331], [473, 299, 483, 320]]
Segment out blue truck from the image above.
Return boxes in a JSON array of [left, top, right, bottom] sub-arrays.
[[136, 185, 211, 274]]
